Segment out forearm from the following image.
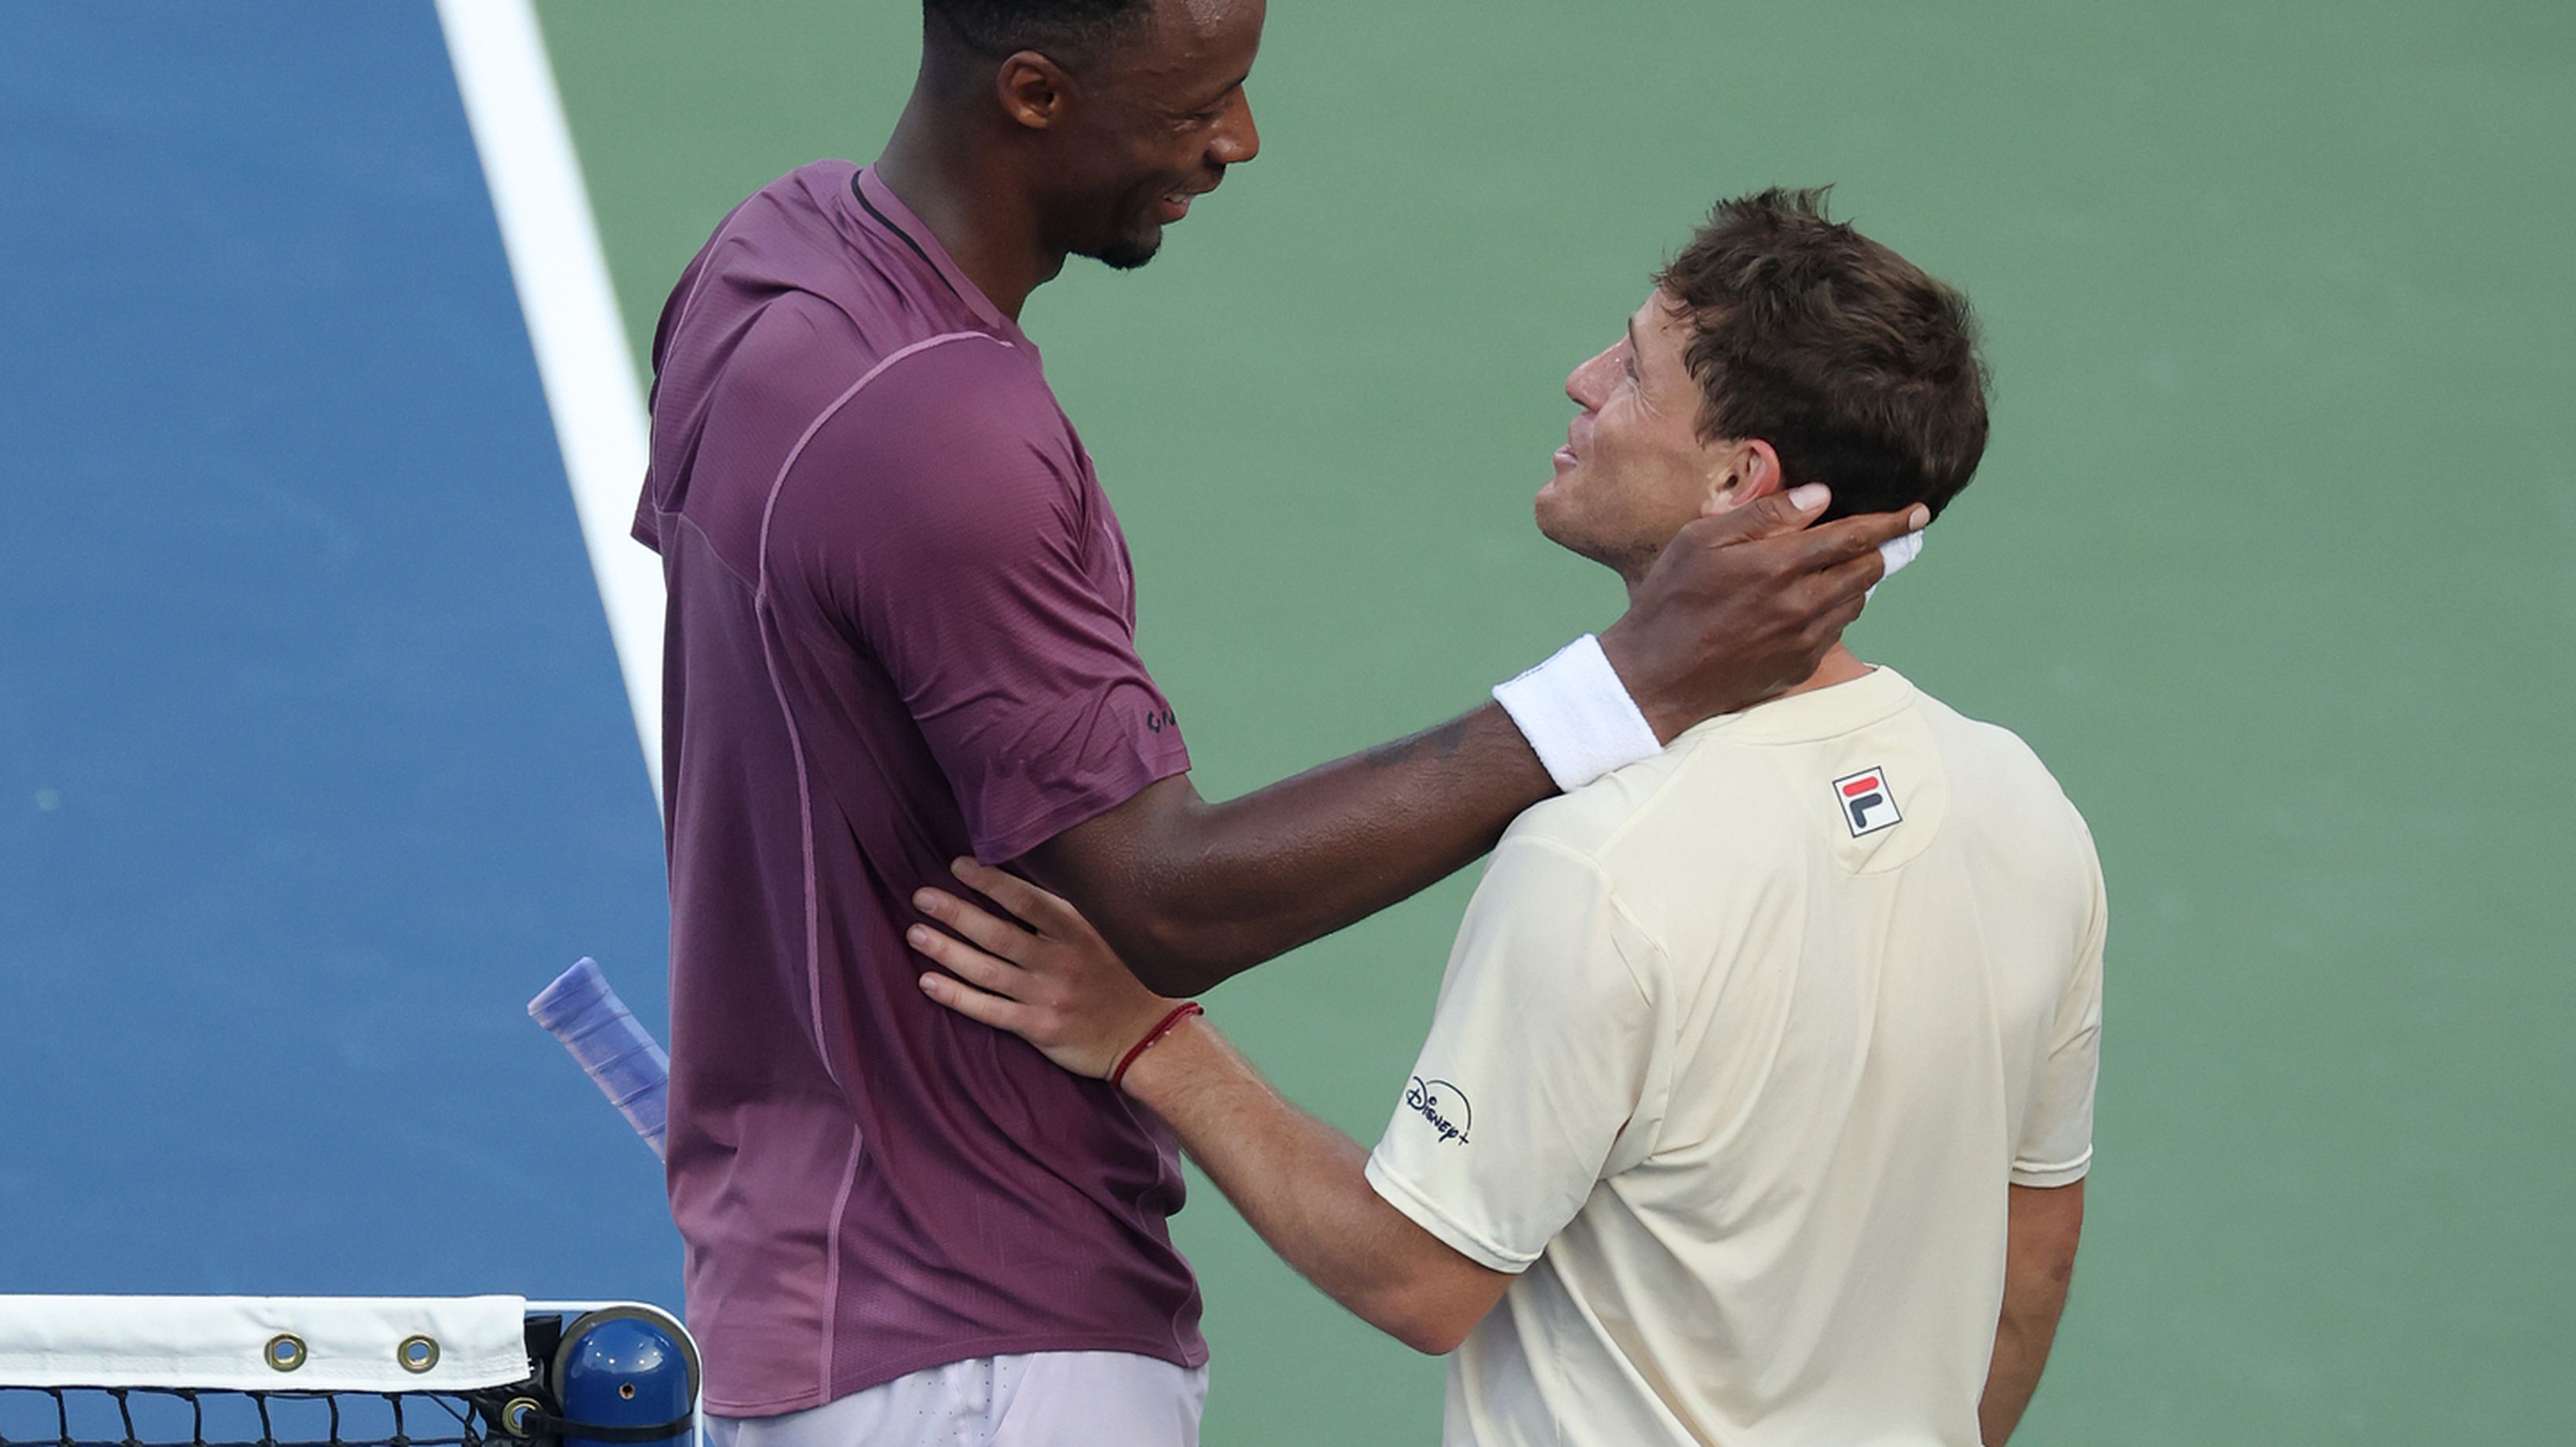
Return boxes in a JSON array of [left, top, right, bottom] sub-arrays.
[[1013, 495, 1924, 992], [1979, 1307, 2060, 1444], [1980, 1183, 2082, 1444], [1028, 702, 1551, 992], [1122, 1016, 1461, 1350]]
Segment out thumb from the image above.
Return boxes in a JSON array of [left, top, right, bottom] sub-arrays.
[[1693, 482, 1832, 545]]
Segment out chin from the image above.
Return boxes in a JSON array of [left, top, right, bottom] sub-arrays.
[[1533, 489, 1586, 557], [1092, 224, 1165, 272], [1536, 495, 1646, 577], [1534, 468, 1587, 534], [1532, 482, 1563, 533]]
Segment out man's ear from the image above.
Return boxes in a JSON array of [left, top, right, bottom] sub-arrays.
[[996, 51, 1075, 129], [1701, 439, 1787, 516]]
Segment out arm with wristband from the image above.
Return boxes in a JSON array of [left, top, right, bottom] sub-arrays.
[[907, 860, 1516, 1354], [1019, 483, 1925, 995]]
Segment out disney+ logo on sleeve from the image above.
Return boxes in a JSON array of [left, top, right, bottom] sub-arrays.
[[1405, 1076, 1473, 1146]]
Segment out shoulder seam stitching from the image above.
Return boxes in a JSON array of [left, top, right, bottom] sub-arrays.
[[751, 330, 1004, 603]]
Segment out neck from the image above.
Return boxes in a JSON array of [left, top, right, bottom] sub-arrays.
[[1621, 570, 1869, 701], [1780, 643, 1871, 698], [874, 78, 1066, 321]]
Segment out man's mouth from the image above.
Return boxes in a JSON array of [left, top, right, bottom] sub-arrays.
[[1155, 174, 1224, 224]]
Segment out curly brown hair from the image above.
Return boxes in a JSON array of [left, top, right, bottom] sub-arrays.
[[1658, 188, 1990, 523]]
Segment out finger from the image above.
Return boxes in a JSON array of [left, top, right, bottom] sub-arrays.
[[1688, 483, 1833, 545], [914, 885, 1040, 962], [917, 971, 1037, 1036], [1784, 505, 1929, 568], [1802, 582, 1872, 647], [1775, 557, 1883, 643], [951, 858, 1085, 940], [906, 921, 1027, 997], [1802, 534, 1900, 606]]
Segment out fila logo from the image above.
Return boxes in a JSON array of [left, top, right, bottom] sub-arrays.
[[1833, 767, 1903, 837]]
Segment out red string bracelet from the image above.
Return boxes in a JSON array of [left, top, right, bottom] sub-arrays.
[[1110, 1002, 1205, 1091]]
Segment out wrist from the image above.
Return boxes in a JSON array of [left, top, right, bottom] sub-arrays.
[[1117, 1011, 1215, 1105], [1494, 633, 1669, 792], [1111, 1001, 1204, 1091], [1591, 621, 1679, 744]]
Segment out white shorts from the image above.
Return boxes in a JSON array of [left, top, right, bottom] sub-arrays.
[[706, 1352, 1210, 1447]]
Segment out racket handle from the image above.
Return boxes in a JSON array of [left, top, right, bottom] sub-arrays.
[[530, 957, 670, 1161]]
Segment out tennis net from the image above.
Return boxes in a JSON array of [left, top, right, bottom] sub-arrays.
[[0, 1299, 696, 1447]]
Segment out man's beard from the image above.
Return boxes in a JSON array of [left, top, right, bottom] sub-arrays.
[[1091, 231, 1162, 271], [1535, 505, 1658, 592], [1082, 196, 1169, 272]]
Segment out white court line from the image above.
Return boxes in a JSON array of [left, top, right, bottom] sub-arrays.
[[436, 0, 664, 804]]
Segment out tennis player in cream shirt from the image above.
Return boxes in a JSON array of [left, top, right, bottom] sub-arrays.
[[905, 188, 2103, 1447]]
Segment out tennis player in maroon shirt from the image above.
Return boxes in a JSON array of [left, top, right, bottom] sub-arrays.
[[638, 2, 1925, 1442]]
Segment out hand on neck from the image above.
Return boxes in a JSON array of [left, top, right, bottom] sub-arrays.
[[1617, 561, 1868, 708]]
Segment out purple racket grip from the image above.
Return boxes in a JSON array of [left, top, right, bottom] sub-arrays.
[[530, 956, 670, 1160]]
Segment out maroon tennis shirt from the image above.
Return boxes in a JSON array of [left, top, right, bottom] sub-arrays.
[[634, 162, 1204, 1416]]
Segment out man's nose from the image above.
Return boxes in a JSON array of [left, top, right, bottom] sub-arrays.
[[1567, 345, 1616, 406], [1213, 91, 1261, 166]]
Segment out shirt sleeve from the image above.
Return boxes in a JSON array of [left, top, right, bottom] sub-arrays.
[[2012, 838, 2106, 1186], [768, 335, 1190, 863], [1364, 831, 1662, 1274]]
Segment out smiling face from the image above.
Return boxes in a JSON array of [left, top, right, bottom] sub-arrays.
[[1030, 0, 1265, 268], [1538, 290, 1780, 586]]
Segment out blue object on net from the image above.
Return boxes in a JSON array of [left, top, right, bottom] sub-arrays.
[[552, 1307, 699, 1447], [529, 957, 670, 1159]]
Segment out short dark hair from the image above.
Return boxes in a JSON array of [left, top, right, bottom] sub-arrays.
[[1658, 188, 1989, 522], [923, 0, 1155, 65]]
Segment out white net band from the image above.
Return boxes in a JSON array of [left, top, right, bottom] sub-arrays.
[[0, 1298, 531, 1394]]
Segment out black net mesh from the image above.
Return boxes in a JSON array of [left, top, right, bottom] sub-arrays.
[[0, 1384, 533, 1447]]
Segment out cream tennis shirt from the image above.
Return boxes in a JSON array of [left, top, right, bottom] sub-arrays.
[[1366, 666, 2104, 1447]]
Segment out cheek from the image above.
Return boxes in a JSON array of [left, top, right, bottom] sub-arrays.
[[1577, 421, 1708, 532], [1121, 130, 1194, 184], [1574, 416, 1648, 506], [1535, 447, 1630, 541]]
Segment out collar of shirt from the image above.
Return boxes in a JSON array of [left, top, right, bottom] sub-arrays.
[[1683, 664, 1920, 746], [848, 165, 1033, 353]]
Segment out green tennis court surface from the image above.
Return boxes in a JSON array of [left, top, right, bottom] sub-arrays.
[[535, 2, 2571, 1440], [5, 2, 2561, 1442]]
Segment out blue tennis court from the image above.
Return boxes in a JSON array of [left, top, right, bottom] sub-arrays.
[[0, 4, 673, 1304]]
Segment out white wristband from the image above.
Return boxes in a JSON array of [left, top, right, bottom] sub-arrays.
[[1493, 633, 1665, 793]]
